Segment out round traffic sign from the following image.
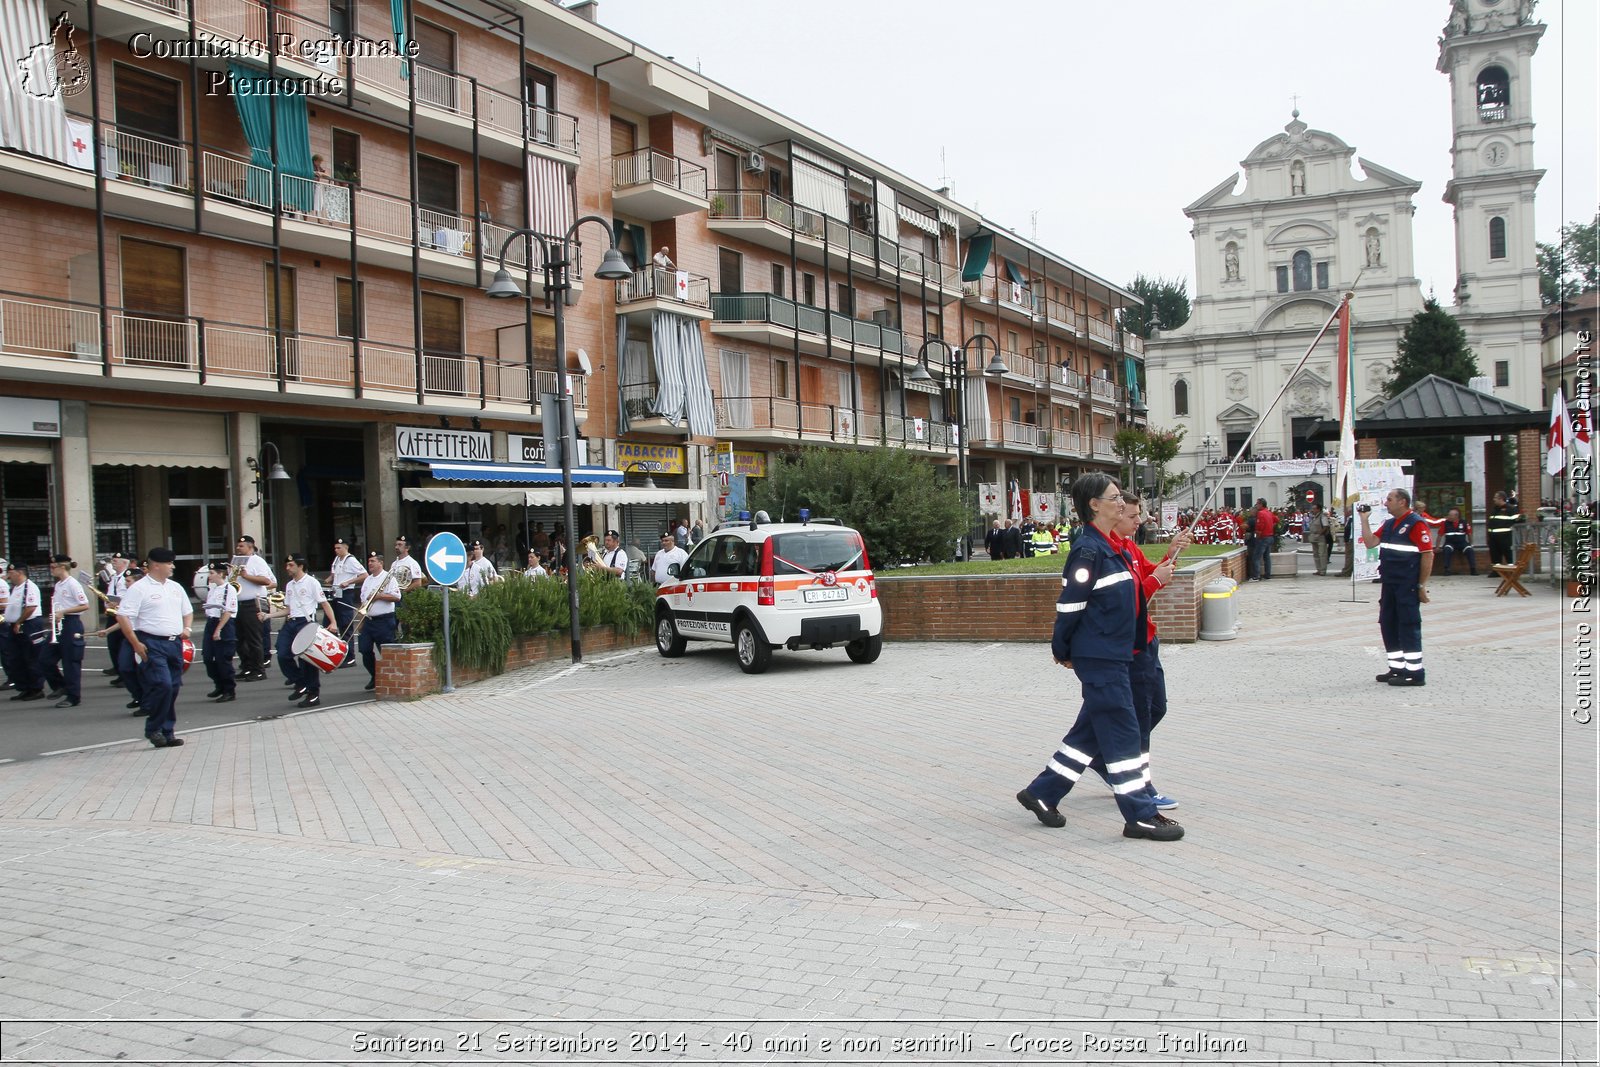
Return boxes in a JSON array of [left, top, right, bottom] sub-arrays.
[[424, 531, 467, 586]]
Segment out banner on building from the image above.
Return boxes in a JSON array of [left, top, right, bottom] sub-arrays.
[[616, 441, 687, 475], [978, 482, 1002, 516]]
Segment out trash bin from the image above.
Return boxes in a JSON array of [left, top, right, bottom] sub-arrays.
[[1198, 576, 1239, 641]]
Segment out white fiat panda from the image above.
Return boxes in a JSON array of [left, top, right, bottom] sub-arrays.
[[653, 514, 883, 673]]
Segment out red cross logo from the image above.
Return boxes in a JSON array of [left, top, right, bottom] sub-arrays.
[[71, 137, 86, 152]]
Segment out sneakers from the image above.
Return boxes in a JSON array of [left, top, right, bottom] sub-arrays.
[[1150, 793, 1178, 810], [1016, 789, 1066, 828], [1123, 813, 1184, 841], [1389, 671, 1426, 687]]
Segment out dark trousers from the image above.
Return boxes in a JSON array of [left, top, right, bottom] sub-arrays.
[[1378, 583, 1424, 675], [277, 618, 321, 695], [3, 620, 46, 692], [1439, 543, 1477, 575], [1026, 659, 1159, 824], [1487, 533, 1514, 567], [236, 599, 264, 673], [116, 636, 144, 705], [41, 616, 85, 703], [136, 630, 183, 739], [359, 613, 396, 683], [202, 619, 237, 695], [333, 589, 358, 635], [1249, 538, 1273, 579], [106, 626, 126, 679]]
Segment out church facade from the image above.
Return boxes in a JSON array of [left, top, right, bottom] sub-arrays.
[[1145, 0, 1546, 512]]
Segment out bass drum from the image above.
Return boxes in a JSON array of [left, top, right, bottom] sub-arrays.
[[179, 634, 195, 673], [291, 625, 347, 673]]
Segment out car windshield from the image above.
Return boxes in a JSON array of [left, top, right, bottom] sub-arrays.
[[770, 531, 863, 575]]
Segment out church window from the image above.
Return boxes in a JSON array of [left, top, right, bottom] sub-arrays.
[[1488, 216, 1507, 259], [1292, 250, 1312, 291], [1316, 262, 1329, 289], [1276, 266, 1289, 293], [1173, 379, 1189, 416], [1494, 360, 1510, 387], [1476, 66, 1510, 122]]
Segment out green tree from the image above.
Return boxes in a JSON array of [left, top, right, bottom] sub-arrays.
[[1537, 212, 1599, 304], [1142, 425, 1187, 498], [1380, 299, 1479, 483], [749, 447, 969, 564], [1113, 427, 1147, 489], [1118, 274, 1192, 339]]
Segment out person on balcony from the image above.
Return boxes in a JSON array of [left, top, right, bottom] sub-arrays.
[[652, 246, 675, 270]]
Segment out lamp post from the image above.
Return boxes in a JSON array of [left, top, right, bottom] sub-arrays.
[[486, 215, 633, 663], [910, 333, 1003, 560], [246, 441, 292, 561]]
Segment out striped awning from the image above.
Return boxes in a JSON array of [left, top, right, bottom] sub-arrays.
[[0, 0, 70, 162], [897, 203, 938, 235], [427, 462, 624, 485], [528, 156, 574, 238]]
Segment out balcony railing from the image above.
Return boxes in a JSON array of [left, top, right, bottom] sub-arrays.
[[1001, 420, 1041, 449], [710, 189, 826, 239], [1091, 437, 1114, 458], [611, 148, 708, 199], [1085, 316, 1118, 348], [994, 349, 1041, 381], [713, 395, 948, 446], [962, 276, 1042, 316], [528, 105, 580, 155], [1089, 376, 1125, 403], [1056, 365, 1087, 393], [97, 122, 191, 190], [0, 297, 101, 360], [711, 293, 903, 352], [616, 267, 711, 310], [1049, 429, 1082, 453]]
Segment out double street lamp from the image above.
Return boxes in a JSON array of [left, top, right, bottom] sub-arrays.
[[485, 215, 633, 663], [909, 334, 1003, 560]]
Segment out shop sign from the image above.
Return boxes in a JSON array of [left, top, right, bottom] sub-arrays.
[[395, 425, 491, 462], [731, 449, 765, 478], [616, 441, 686, 475], [0, 397, 61, 438], [507, 434, 546, 464]]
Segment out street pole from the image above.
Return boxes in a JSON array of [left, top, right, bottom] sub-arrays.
[[440, 585, 454, 693], [546, 235, 584, 664]]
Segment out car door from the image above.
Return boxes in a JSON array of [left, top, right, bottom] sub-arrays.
[[672, 535, 728, 642]]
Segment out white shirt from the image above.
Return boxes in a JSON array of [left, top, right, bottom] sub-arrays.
[[652, 251, 674, 269], [330, 553, 364, 594], [523, 564, 547, 579], [359, 571, 399, 616], [114, 575, 144, 627], [4, 580, 40, 624], [651, 546, 688, 584], [235, 554, 275, 601], [51, 575, 89, 615], [203, 582, 238, 619], [283, 573, 327, 620], [598, 546, 627, 576], [118, 576, 190, 638], [459, 556, 497, 595], [390, 554, 421, 589], [107, 569, 131, 599]]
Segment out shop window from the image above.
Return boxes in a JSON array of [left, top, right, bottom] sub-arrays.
[[1, 464, 54, 574], [92, 466, 136, 557]]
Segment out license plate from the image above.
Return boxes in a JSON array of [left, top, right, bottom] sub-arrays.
[[803, 587, 848, 603]]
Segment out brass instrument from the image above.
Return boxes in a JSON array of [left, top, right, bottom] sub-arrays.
[[577, 533, 603, 572], [81, 577, 120, 617], [347, 570, 395, 640]]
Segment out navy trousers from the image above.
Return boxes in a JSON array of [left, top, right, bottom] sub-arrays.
[[1027, 659, 1159, 825], [4, 620, 47, 692], [1378, 583, 1423, 675], [41, 616, 85, 703], [277, 618, 322, 695], [202, 618, 237, 696], [136, 631, 183, 740], [359, 613, 397, 683]]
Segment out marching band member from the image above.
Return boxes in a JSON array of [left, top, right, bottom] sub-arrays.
[[524, 550, 548, 579], [357, 552, 401, 692], [201, 562, 239, 703], [115, 547, 192, 748], [328, 537, 364, 666], [232, 536, 277, 680], [594, 531, 627, 579], [103, 553, 132, 687], [275, 554, 336, 709], [458, 539, 498, 596], [389, 535, 424, 593], [3, 561, 46, 701], [0, 559, 9, 689], [42, 555, 89, 708]]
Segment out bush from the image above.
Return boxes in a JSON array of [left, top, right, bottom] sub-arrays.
[[576, 570, 652, 633], [479, 573, 569, 636], [396, 585, 442, 643], [436, 591, 512, 677]]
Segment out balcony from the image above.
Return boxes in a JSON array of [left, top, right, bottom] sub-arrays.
[[992, 348, 1047, 386], [611, 149, 708, 219], [615, 268, 712, 320], [961, 275, 1043, 326], [707, 191, 959, 300], [709, 293, 905, 366], [1091, 436, 1115, 458], [0, 291, 580, 416], [1088, 376, 1126, 406], [1000, 420, 1043, 451], [1047, 429, 1083, 454], [713, 394, 955, 454], [1050, 364, 1088, 398]]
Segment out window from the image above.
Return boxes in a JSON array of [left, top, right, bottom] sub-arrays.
[[609, 115, 635, 154], [416, 154, 458, 214], [1173, 379, 1189, 416], [525, 66, 556, 113], [329, 0, 352, 39], [774, 359, 790, 399], [925, 311, 940, 340], [1009, 397, 1022, 422], [714, 149, 739, 195], [717, 248, 742, 294], [421, 292, 464, 354], [802, 273, 815, 306], [770, 263, 784, 297], [119, 238, 186, 364], [331, 129, 360, 184], [114, 64, 181, 142], [1316, 262, 1329, 289], [1495, 360, 1510, 387], [336, 278, 364, 339], [1292, 250, 1312, 291], [413, 19, 456, 108], [768, 167, 784, 196], [1477, 65, 1510, 121], [1223, 488, 1237, 509], [836, 283, 853, 315], [1277, 266, 1289, 294], [1007, 330, 1019, 352], [1238, 486, 1253, 508], [1489, 216, 1507, 259], [264, 265, 296, 332]]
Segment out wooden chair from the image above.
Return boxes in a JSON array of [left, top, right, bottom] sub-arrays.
[[1492, 542, 1538, 597]]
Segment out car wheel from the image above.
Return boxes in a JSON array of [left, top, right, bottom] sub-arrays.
[[734, 619, 771, 674], [655, 613, 686, 658], [845, 633, 883, 664]]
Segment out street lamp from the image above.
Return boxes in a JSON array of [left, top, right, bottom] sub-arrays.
[[910, 333, 1000, 560], [1195, 432, 1219, 509], [486, 215, 632, 664], [245, 441, 292, 561]]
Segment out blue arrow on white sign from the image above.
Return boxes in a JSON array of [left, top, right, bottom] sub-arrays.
[[424, 531, 467, 586]]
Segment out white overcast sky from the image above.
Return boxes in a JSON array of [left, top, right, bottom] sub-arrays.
[[597, 0, 1597, 304]]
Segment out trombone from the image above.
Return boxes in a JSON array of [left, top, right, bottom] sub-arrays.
[[345, 570, 395, 641]]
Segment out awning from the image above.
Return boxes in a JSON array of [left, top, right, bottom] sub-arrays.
[[90, 406, 228, 468], [426, 462, 624, 484], [402, 485, 704, 506], [961, 234, 993, 282], [1003, 259, 1025, 285], [896, 203, 938, 235]]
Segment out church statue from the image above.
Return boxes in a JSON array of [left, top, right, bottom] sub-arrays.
[[1290, 161, 1306, 196], [1224, 244, 1241, 282], [1364, 230, 1382, 268]]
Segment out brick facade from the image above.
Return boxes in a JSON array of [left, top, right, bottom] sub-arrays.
[[375, 625, 655, 700]]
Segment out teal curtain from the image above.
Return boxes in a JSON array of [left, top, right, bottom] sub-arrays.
[[1125, 355, 1142, 407], [390, 0, 410, 79], [227, 63, 315, 213], [629, 224, 648, 269], [1003, 259, 1024, 285], [960, 233, 992, 282]]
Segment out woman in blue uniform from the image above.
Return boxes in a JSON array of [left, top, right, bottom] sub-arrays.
[[1016, 473, 1184, 842]]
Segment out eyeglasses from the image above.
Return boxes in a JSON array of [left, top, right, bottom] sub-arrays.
[[1097, 492, 1123, 502]]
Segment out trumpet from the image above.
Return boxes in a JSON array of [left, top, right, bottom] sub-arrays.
[[83, 584, 120, 616]]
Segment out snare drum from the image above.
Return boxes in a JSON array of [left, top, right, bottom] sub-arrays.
[[290, 624, 347, 672], [180, 634, 195, 673]]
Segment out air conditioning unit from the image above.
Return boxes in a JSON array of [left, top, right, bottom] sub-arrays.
[[870, 310, 891, 326], [744, 151, 766, 174]]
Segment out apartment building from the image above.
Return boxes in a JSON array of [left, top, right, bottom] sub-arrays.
[[0, 0, 1143, 581]]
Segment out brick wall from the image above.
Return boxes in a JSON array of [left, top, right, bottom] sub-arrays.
[[876, 550, 1247, 645], [375, 625, 655, 700]]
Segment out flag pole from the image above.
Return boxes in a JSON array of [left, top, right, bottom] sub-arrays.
[[1167, 276, 1363, 566]]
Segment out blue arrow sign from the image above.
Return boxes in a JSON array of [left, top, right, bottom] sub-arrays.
[[424, 531, 467, 586]]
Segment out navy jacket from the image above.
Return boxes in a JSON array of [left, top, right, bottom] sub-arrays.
[[1051, 524, 1138, 663]]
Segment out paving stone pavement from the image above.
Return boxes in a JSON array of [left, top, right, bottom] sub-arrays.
[[0, 572, 1592, 1065]]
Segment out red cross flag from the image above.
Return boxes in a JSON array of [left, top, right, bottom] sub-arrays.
[[1548, 386, 1573, 476], [65, 117, 94, 171]]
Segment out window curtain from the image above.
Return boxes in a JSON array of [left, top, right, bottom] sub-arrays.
[[719, 349, 750, 429], [227, 63, 315, 211], [790, 145, 848, 221], [874, 182, 897, 240], [615, 315, 632, 435], [964, 373, 990, 440], [0, 0, 69, 162], [961, 233, 993, 282], [528, 155, 574, 237], [649, 312, 716, 437], [1124, 355, 1142, 407], [1003, 259, 1025, 285], [390, 0, 410, 79]]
